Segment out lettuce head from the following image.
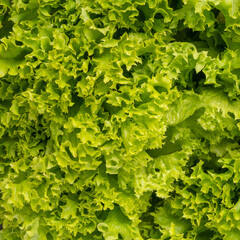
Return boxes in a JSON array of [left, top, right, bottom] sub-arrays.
[[0, 0, 240, 239]]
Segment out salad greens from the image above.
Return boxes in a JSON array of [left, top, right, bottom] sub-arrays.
[[0, 0, 240, 239]]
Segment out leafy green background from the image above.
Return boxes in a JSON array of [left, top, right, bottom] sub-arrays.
[[0, 0, 240, 239]]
